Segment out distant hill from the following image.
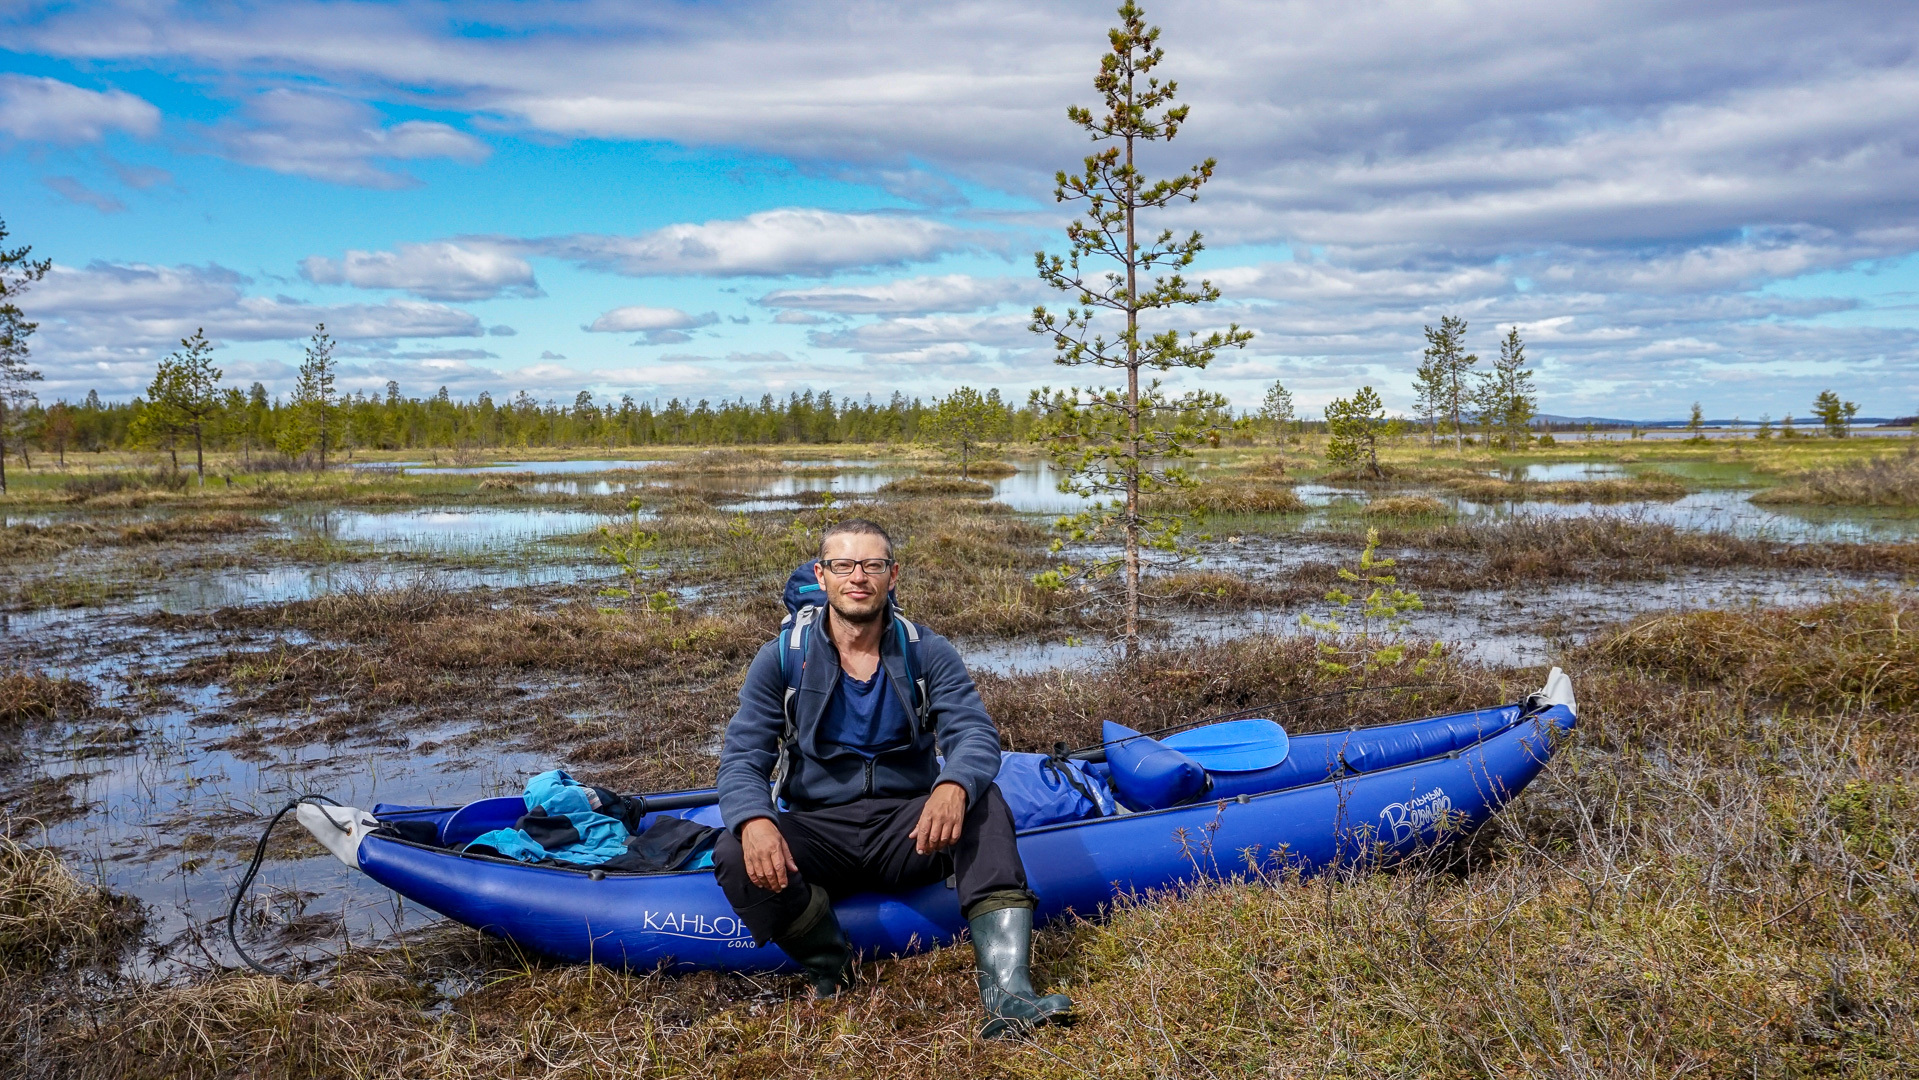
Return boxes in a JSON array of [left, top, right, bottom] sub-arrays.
[[1531, 413, 1904, 428]]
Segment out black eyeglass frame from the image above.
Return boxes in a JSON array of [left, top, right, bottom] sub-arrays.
[[817, 558, 897, 576]]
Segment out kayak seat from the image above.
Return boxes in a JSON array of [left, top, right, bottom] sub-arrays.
[[1102, 721, 1211, 811]]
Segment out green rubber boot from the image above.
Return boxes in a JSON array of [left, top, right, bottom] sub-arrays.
[[969, 905, 1074, 1039], [774, 885, 854, 999]]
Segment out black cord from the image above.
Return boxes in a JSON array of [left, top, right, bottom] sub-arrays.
[[227, 794, 346, 979]]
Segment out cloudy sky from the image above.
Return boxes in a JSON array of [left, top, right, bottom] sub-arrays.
[[3, 1, 1916, 420]]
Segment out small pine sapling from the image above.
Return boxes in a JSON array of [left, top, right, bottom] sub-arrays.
[[1298, 528, 1437, 678], [597, 498, 674, 614]]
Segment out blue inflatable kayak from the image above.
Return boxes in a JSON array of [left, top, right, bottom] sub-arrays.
[[298, 669, 1577, 973]]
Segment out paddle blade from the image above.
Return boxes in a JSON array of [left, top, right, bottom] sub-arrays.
[[1162, 718, 1290, 772]]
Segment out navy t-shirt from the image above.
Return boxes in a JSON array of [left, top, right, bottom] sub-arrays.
[[820, 663, 913, 759]]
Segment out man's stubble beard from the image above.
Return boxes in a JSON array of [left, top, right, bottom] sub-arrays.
[[828, 594, 887, 627]]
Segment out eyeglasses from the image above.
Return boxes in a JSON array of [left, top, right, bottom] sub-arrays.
[[819, 558, 896, 576]]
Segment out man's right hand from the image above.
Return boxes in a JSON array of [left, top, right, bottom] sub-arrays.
[[741, 817, 799, 892]]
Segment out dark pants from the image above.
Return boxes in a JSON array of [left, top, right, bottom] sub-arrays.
[[714, 783, 1031, 944]]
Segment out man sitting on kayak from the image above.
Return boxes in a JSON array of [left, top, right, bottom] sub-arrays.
[[713, 518, 1072, 1038]]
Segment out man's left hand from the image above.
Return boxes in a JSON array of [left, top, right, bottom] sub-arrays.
[[910, 782, 967, 855]]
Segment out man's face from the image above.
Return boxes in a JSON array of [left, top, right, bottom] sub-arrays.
[[815, 532, 898, 626]]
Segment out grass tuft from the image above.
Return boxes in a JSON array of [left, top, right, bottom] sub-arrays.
[[0, 827, 143, 976], [1444, 473, 1689, 502], [1362, 494, 1450, 518], [1752, 450, 1919, 506], [923, 459, 1020, 478], [1151, 481, 1304, 514], [878, 476, 994, 498], [0, 669, 94, 725], [1591, 589, 1919, 712]]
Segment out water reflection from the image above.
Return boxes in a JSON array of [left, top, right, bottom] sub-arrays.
[[276, 507, 613, 544], [1511, 462, 1627, 482], [398, 459, 668, 475], [1447, 489, 1919, 542]]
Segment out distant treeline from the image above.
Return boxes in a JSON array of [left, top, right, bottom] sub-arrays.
[[17, 385, 1086, 457]]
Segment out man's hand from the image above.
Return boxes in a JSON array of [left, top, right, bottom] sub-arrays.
[[911, 782, 968, 856], [741, 817, 799, 892]]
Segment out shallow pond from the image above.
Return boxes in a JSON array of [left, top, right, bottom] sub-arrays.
[[394, 459, 669, 475], [25, 661, 551, 979], [1447, 489, 1919, 542], [276, 507, 615, 546]]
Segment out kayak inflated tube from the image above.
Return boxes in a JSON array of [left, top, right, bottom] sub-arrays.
[[1102, 721, 1211, 811]]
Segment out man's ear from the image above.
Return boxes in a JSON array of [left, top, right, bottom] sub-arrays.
[[812, 561, 825, 587]]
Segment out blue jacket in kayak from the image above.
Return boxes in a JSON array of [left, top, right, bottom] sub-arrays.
[[718, 610, 1002, 834]]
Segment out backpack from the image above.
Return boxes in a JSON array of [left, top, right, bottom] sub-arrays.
[[770, 561, 930, 802]]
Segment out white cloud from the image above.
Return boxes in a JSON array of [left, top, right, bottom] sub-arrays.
[[507, 209, 980, 277], [585, 306, 712, 333], [758, 273, 1036, 315], [585, 305, 720, 345], [13, 2, 1919, 414], [23, 261, 484, 395], [0, 74, 158, 143], [807, 312, 1034, 363], [299, 241, 540, 301], [209, 89, 488, 188], [25, 3, 1919, 246]]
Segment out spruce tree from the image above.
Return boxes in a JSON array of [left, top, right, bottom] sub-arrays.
[[1259, 381, 1295, 443], [1029, 1, 1252, 653], [1421, 316, 1476, 451], [293, 324, 338, 467], [1481, 326, 1537, 450], [138, 330, 224, 481]]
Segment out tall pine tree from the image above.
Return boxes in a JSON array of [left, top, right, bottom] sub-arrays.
[[1029, 1, 1252, 653]]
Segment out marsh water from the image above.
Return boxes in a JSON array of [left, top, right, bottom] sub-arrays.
[[5, 452, 1914, 981]]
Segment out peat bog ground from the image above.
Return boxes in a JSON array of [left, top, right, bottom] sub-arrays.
[[2, 439, 1916, 1077]]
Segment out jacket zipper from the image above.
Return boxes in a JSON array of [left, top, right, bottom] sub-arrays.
[[863, 757, 875, 796]]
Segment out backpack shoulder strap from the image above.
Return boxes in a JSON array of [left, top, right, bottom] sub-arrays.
[[891, 608, 931, 732], [771, 605, 821, 802]]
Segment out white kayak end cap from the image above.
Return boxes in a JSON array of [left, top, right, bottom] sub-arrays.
[[1533, 666, 1577, 717], [297, 802, 380, 869]]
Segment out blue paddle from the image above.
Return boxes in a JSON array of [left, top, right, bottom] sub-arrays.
[[1160, 718, 1291, 772]]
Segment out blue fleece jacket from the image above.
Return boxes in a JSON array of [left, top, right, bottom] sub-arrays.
[[717, 611, 1003, 834]]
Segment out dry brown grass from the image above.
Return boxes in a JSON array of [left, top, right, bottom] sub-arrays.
[[1362, 494, 1449, 518], [1444, 473, 1689, 502], [923, 459, 1019, 478], [1, 512, 265, 561], [112, 511, 266, 545], [1144, 569, 1311, 612], [1591, 589, 1919, 712], [1753, 449, 1919, 507], [0, 827, 142, 976], [0, 522, 100, 559], [982, 633, 1498, 754], [877, 476, 993, 498], [0, 670, 93, 725], [1149, 481, 1304, 514], [19, 597, 1919, 1077], [1381, 514, 1919, 588]]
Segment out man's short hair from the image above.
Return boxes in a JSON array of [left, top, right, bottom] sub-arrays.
[[818, 518, 895, 560]]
